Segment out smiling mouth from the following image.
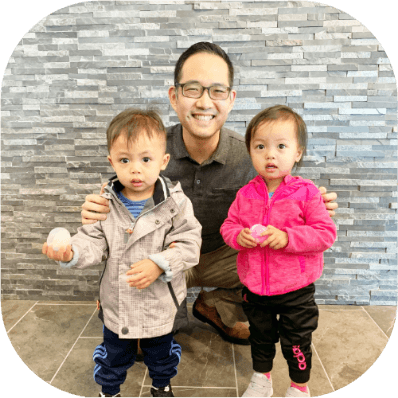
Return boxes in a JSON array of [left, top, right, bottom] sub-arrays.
[[192, 114, 215, 121], [266, 165, 277, 169]]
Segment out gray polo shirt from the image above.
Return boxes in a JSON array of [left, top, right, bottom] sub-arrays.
[[163, 124, 256, 254]]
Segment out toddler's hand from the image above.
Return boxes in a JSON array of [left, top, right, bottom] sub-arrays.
[[260, 225, 288, 250], [126, 259, 164, 289], [42, 242, 73, 262], [237, 228, 257, 248]]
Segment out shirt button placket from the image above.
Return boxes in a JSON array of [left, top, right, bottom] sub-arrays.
[[194, 170, 203, 195]]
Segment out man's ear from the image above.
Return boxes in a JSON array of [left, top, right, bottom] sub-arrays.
[[168, 86, 178, 112], [227, 89, 237, 114]]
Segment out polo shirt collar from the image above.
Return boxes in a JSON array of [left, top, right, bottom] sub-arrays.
[[173, 124, 229, 165], [172, 124, 191, 160]]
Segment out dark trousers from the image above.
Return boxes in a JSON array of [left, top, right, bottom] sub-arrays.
[[242, 284, 319, 384], [93, 325, 181, 396]]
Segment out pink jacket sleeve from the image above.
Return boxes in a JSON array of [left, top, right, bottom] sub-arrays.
[[220, 194, 247, 251], [283, 191, 337, 254]]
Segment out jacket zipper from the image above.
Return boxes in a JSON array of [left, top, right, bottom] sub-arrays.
[[262, 180, 294, 295]]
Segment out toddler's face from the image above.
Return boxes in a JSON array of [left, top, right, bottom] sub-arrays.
[[250, 119, 303, 190], [108, 131, 170, 201]]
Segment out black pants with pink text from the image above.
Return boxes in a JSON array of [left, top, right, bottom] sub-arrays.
[[242, 283, 318, 384]]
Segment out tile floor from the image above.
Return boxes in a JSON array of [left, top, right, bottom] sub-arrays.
[[1, 299, 396, 397]]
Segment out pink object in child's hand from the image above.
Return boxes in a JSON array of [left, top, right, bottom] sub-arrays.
[[250, 224, 268, 244]]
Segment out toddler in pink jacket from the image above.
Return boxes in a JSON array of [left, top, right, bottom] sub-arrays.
[[220, 105, 337, 397]]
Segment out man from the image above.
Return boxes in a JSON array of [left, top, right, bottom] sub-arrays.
[[81, 42, 338, 345]]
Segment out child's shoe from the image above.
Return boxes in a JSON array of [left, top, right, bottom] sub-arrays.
[[98, 393, 121, 397], [242, 372, 273, 397], [285, 384, 310, 397], [150, 384, 174, 397]]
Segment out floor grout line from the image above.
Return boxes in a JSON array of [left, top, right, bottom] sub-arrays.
[[6, 301, 39, 333], [34, 303, 97, 306], [312, 342, 335, 393], [361, 306, 390, 340], [139, 367, 148, 397], [49, 307, 98, 385], [141, 385, 237, 389], [232, 343, 239, 397]]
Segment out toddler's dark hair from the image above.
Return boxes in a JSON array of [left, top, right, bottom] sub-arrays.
[[107, 108, 166, 153], [245, 105, 307, 167]]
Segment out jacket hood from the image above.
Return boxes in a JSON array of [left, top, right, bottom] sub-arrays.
[[102, 174, 179, 206]]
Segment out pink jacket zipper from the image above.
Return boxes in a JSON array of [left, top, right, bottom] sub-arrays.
[[261, 181, 292, 295]]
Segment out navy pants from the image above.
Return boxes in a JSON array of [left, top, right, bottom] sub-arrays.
[[93, 325, 181, 396], [242, 284, 319, 384]]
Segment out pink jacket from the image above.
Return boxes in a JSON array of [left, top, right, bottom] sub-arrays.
[[220, 174, 337, 296]]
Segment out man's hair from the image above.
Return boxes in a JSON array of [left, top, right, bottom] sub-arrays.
[[174, 42, 234, 88], [107, 108, 166, 153], [245, 105, 307, 167]]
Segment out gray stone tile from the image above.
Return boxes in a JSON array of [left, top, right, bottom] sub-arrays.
[[163, 323, 237, 388], [81, 307, 104, 337], [50, 337, 102, 396], [362, 305, 397, 338], [51, 337, 147, 397], [313, 306, 389, 391], [1, 299, 37, 331], [6, 304, 95, 381]]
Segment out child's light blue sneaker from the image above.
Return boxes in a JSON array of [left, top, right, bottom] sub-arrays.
[[242, 372, 273, 397]]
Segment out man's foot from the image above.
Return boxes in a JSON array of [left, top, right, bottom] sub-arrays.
[[99, 393, 121, 397], [243, 372, 273, 397], [285, 385, 310, 397], [151, 384, 174, 397], [192, 292, 250, 345]]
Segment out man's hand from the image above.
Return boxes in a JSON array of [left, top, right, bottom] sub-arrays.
[[260, 225, 288, 250], [81, 182, 110, 225], [126, 259, 164, 290], [237, 228, 257, 248], [319, 186, 338, 217], [42, 242, 73, 262]]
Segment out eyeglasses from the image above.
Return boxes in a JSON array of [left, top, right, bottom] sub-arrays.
[[175, 82, 231, 100]]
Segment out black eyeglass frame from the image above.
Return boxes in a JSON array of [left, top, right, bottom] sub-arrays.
[[174, 82, 232, 100]]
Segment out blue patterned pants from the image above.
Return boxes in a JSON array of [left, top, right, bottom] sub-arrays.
[[93, 325, 181, 396]]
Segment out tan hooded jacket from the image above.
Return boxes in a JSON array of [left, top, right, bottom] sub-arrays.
[[61, 175, 202, 339]]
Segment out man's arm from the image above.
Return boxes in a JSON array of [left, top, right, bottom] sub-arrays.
[[81, 182, 110, 225], [319, 186, 338, 217]]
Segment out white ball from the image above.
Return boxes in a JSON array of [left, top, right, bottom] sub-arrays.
[[47, 228, 71, 250]]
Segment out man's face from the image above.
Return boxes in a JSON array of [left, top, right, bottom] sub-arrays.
[[168, 52, 236, 141]]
